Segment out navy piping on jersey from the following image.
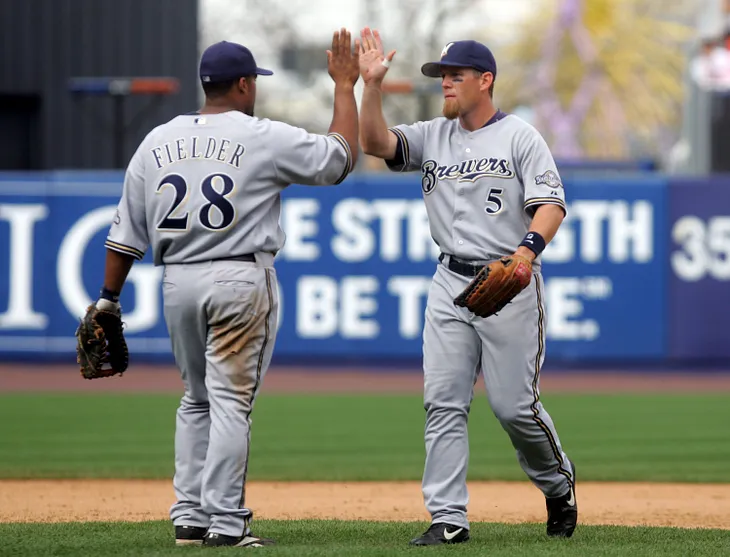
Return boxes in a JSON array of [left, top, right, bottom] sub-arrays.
[[386, 109, 509, 171]]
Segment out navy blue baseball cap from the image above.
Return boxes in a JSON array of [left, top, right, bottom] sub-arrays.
[[199, 41, 273, 83], [421, 40, 497, 78]]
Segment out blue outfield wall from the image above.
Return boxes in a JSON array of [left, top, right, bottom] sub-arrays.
[[668, 176, 730, 361], [0, 170, 726, 366]]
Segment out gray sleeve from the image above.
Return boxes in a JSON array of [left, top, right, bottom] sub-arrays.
[[269, 121, 353, 186], [385, 121, 428, 172], [105, 146, 148, 260], [515, 126, 567, 217]]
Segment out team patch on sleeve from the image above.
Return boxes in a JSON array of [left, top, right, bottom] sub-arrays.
[[534, 170, 563, 189]]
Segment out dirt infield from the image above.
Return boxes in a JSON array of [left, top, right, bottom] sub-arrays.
[[2, 363, 729, 529], [3, 363, 730, 393], [2, 479, 729, 529]]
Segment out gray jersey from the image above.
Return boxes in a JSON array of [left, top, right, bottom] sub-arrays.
[[396, 112, 576, 534], [106, 111, 352, 265], [387, 112, 566, 266]]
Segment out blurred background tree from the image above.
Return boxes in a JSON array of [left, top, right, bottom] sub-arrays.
[[202, 0, 706, 165], [494, 0, 697, 160], [201, 0, 501, 133]]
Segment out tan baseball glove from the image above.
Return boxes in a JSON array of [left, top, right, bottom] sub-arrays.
[[453, 255, 533, 318]]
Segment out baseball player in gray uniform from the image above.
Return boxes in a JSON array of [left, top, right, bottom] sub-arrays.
[[95, 32, 360, 547], [358, 28, 577, 545]]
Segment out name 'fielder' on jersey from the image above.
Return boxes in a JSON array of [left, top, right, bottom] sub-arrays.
[[357, 28, 577, 546], [89, 31, 361, 548]]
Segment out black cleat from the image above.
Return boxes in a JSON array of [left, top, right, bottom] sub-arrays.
[[546, 463, 578, 538], [202, 531, 275, 547], [174, 525, 207, 546], [409, 522, 470, 546]]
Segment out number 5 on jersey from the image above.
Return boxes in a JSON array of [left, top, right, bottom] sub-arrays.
[[485, 187, 504, 215], [157, 173, 237, 232]]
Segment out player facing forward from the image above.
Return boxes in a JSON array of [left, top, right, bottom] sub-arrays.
[[88, 31, 360, 547], [357, 28, 577, 545]]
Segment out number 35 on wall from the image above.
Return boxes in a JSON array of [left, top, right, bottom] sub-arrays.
[[671, 216, 730, 281]]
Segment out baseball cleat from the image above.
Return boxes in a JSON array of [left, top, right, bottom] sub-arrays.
[[546, 463, 578, 538], [202, 531, 275, 547], [174, 525, 207, 546], [409, 522, 470, 546]]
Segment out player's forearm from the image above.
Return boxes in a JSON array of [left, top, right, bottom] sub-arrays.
[[515, 204, 565, 261], [529, 204, 565, 243], [103, 249, 136, 294], [329, 82, 359, 168], [359, 83, 392, 158]]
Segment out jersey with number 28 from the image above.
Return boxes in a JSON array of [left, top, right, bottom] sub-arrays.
[[387, 113, 566, 266], [105, 111, 352, 265]]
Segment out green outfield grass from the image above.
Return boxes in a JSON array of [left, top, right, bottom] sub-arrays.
[[1, 520, 729, 556], [0, 391, 729, 482]]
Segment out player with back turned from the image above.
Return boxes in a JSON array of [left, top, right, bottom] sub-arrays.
[[75, 30, 361, 547], [357, 27, 578, 546]]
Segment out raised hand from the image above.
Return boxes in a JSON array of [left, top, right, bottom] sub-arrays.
[[359, 27, 396, 85], [327, 28, 360, 87]]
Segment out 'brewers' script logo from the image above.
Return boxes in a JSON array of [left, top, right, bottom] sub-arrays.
[[420, 157, 515, 194]]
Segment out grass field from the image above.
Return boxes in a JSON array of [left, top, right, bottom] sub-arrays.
[[2, 520, 730, 557], [1, 392, 729, 482], [1, 391, 730, 556]]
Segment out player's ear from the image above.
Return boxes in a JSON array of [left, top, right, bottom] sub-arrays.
[[237, 77, 249, 94], [481, 72, 494, 92]]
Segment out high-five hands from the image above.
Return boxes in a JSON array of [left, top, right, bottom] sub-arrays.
[[327, 28, 361, 87], [359, 27, 396, 86]]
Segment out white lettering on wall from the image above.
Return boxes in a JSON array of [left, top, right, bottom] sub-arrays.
[[56, 206, 162, 332], [331, 199, 375, 262], [544, 277, 612, 341], [279, 199, 320, 261], [296, 275, 379, 339], [544, 200, 654, 264], [297, 276, 338, 338], [0, 204, 49, 329], [331, 199, 439, 263], [672, 216, 730, 282], [387, 277, 431, 338]]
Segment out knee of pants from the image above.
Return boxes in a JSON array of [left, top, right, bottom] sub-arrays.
[[181, 391, 209, 408], [424, 404, 470, 438], [489, 398, 532, 427], [424, 383, 472, 431], [207, 385, 254, 417], [424, 373, 474, 410], [424, 383, 471, 431], [181, 377, 209, 404]]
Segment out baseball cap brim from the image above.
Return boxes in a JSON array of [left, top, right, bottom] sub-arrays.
[[256, 67, 274, 76], [421, 61, 477, 78]]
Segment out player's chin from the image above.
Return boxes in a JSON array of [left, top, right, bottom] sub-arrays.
[[442, 99, 460, 120]]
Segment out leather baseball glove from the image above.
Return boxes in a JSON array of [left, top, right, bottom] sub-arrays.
[[75, 300, 129, 379], [453, 255, 533, 318]]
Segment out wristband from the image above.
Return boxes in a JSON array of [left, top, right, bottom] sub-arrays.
[[519, 232, 546, 257], [99, 287, 120, 303]]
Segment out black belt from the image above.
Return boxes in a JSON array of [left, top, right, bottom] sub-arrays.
[[438, 253, 484, 277], [213, 253, 256, 262]]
